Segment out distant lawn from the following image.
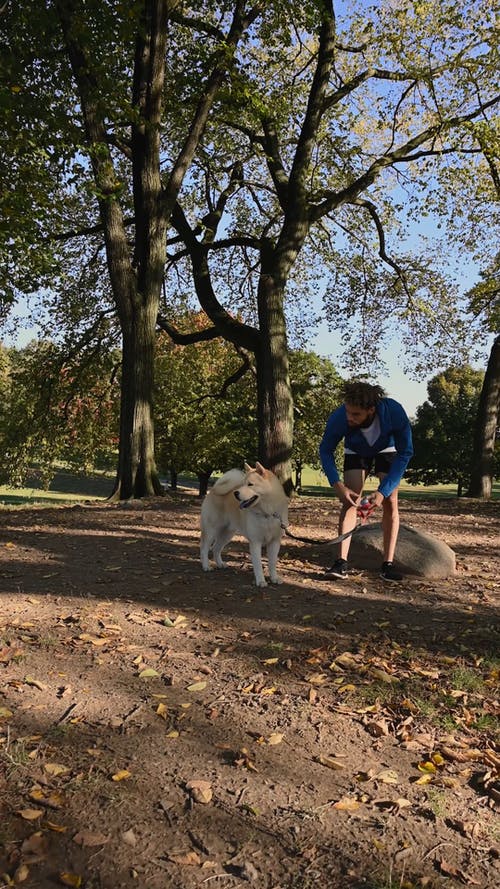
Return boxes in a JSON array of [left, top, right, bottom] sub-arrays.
[[298, 465, 499, 499], [0, 465, 497, 506]]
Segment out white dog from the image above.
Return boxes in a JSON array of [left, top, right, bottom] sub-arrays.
[[200, 462, 289, 587]]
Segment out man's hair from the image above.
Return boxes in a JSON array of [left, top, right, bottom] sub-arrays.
[[342, 380, 386, 408]]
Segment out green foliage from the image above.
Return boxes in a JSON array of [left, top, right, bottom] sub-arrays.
[[154, 321, 258, 477], [290, 350, 342, 483], [405, 365, 488, 494], [0, 340, 120, 487]]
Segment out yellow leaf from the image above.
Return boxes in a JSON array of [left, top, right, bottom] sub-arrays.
[[17, 809, 43, 821], [338, 683, 356, 694], [166, 730, 179, 738], [263, 657, 279, 665], [156, 703, 168, 719], [418, 761, 437, 774], [59, 874, 82, 888], [24, 676, 46, 690], [0, 706, 13, 718], [111, 769, 131, 782], [332, 797, 361, 811], [44, 763, 70, 777], [186, 681, 207, 692], [414, 773, 434, 785], [316, 755, 345, 770], [307, 673, 328, 685], [431, 752, 445, 767], [138, 668, 159, 678], [376, 769, 399, 785], [168, 851, 200, 866], [260, 686, 277, 695], [46, 821, 68, 833], [267, 732, 284, 746], [369, 668, 398, 684]]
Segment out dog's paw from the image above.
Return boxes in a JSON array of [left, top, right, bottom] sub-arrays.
[[269, 575, 284, 585], [255, 579, 268, 588], [201, 564, 213, 573]]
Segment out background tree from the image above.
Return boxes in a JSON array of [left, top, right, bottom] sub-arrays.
[[165, 0, 499, 492], [155, 319, 257, 495], [2, 0, 262, 498], [0, 341, 120, 487], [405, 366, 488, 496], [466, 257, 500, 498], [289, 351, 342, 490]]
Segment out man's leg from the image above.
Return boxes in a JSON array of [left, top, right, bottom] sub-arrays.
[[377, 472, 400, 561], [377, 471, 402, 580], [338, 468, 365, 561]]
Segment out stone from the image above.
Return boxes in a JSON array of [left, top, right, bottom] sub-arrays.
[[348, 522, 456, 578]]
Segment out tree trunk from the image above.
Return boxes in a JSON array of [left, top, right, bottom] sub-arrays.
[[198, 470, 211, 498], [256, 269, 294, 494], [295, 462, 303, 492], [111, 299, 163, 499], [467, 334, 500, 499], [169, 467, 178, 491], [457, 476, 463, 498]]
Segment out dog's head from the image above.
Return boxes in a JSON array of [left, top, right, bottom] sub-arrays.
[[234, 461, 269, 509]]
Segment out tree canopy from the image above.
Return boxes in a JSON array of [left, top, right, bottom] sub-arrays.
[[1, 1, 499, 493]]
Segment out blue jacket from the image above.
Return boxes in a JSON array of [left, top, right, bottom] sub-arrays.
[[319, 397, 413, 498]]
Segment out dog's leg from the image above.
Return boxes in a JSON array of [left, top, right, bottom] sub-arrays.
[[249, 541, 267, 587], [200, 529, 214, 572], [266, 539, 283, 584], [212, 526, 235, 569]]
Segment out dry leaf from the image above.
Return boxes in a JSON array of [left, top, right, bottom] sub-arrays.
[[332, 797, 361, 811], [138, 668, 159, 678], [186, 779, 213, 804], [186, 681, 207, 692], [111, 769, 131, 781], [14, 864, 30, 883], [73, 830, 109, 847], [121, 829, 137, 847], [168, 851, 201, 866], [316, 755, 345, 770], [59, 874, 82, 888], [376, 769, 399, 785], [0, 706, 13, 718], [17, 808, 44, 821], [267, 732, 284, 746], [156, 703, 168, 719], [24, 676, 46, 690], [44, 763, 70, 777]]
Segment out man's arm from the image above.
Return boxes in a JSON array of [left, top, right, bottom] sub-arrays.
[[319, 409, 346, 485], [377, 405, 413, 498]]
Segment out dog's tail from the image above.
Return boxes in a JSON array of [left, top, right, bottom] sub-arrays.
[[210, 468, 246, 495]]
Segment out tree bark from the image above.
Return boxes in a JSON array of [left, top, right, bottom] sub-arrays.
[[467, 334, 500, 498]]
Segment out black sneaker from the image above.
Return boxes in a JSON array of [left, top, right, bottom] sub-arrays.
[[380, 561, 403, 582], [326, 558, 350, 578]]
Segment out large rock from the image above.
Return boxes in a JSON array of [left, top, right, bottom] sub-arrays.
[[348, 523, 456, 578]]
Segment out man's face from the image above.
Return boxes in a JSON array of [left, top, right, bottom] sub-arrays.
[[345, 402, 376, 428]]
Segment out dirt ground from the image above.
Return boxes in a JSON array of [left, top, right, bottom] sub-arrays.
[[0, 492, 498, 889]]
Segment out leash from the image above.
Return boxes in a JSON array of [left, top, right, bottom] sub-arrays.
[[281, 497, 375, 547]]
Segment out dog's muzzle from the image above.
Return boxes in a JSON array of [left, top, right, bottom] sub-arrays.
[[234, 492, 258, 509]]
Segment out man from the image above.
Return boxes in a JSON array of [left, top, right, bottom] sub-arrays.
[[319, 380, 413, 581]]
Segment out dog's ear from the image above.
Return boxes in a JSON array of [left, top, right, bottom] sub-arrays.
[[255, 462, 267, 476], [244, 462, 254, 473]]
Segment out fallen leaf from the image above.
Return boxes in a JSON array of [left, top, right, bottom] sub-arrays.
[[73, 830, 109, 847], [138, 668, 160, 678], [332, 797, 361, 811], [24, 676, 46, 691], [14, 864, 30, 883], [316, 755, 345, 770], [376, 769, 399, 785], [267, 732, 284, 746], [168, 851, 201, 866], [186, 681, 207, 692], [186, 779, 213, 804], [44, 763, 70, 777], [0, 706, 13, 718], [17, 809, 44, 821], [59, 874, 82, 888], [111, 769, 131, 781]]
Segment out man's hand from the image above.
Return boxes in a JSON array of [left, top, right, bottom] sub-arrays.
[[334, 482, 361, 508], [368, 491, 384, 509]]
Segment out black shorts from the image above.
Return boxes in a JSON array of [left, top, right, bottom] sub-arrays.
[[343, 452, 397, 476]]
